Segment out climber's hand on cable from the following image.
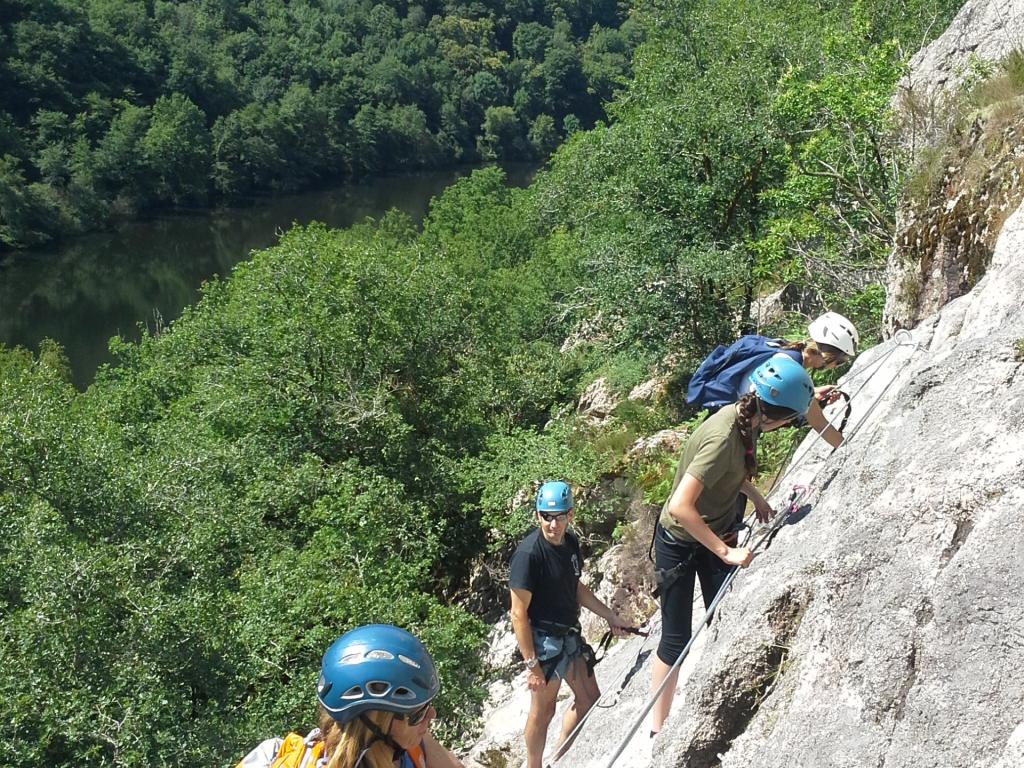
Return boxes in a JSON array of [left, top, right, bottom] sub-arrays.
[[721, 546, 753, 568], [814, 385, 840, 406], [754, 500, 774, 524], [607, 613, 631, 637]]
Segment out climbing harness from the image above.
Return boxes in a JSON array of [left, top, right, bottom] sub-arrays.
[[651, 537, 696, 599], [541, 621, 655, 767], [532, 622, 593, 683], [600, 485, 811, 768]]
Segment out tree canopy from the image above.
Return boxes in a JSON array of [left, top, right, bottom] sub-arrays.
[[0, 0, 642, 249]]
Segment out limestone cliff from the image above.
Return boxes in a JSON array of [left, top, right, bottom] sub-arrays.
[[901, 0, 1024, 97], [552, 187, 1024, 768], [884, 0, 1024, 332]]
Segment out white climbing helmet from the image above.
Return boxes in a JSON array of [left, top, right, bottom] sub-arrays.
[[808, 312, 859, 358]]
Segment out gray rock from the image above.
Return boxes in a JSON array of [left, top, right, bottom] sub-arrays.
[[747, 284, 817, 331], [501, 202, 1024, 768], [579, 541, 658, 642], [626, 429, 688, 462], [577, 378, 621, 423], [628, 377, 667, 405], [902, 0, 1024, 99]]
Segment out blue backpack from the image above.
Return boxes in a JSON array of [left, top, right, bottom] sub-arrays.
[[686, 335, 799, 411]]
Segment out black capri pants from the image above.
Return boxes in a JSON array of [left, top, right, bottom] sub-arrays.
[[655, 522, 735, 665]]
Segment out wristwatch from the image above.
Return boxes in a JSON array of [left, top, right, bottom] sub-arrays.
[[525, 656, 539, 670]]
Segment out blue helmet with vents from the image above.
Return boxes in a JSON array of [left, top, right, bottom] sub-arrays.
[[749, 355, 814, 416], [536, 481, 573, 513], [317, 624, 439, 724]]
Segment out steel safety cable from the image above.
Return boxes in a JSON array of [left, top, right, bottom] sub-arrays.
[[599, 485, 812, 768], [763, 329, 921, 501]]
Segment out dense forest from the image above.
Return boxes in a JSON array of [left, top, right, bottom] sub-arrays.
[[0, 0, 639, 249], [0, 0, 964, 765]]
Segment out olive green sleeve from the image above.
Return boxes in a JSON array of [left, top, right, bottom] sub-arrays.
[[683, 432, 732, 491]]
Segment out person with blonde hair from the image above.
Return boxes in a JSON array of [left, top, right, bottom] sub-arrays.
[[687, 311, 860, 449], [315, 624, 462, 768]]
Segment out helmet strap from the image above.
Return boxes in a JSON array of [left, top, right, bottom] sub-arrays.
[[358, 714, 407, 761]]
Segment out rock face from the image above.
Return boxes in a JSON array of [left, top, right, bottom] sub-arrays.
[[747, 283, 816, 331], [626, 428, 688, 461], [884, 121, 1024, 334], [884, 0, 1024, 333], [577, 378, 621, 423], [519, 201, 1024, 768], [627, 377, 667, 405], [902, 0, 1024, 97]]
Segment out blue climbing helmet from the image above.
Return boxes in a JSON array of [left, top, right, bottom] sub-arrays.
[[536, 481, 573, 513], [317, 624, 439, 724], [749, 355, 814, 416]]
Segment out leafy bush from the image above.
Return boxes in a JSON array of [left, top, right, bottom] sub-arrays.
[[466, 420, 610, 545]]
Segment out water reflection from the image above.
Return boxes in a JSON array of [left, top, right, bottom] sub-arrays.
[[0, 164, 536, 388]]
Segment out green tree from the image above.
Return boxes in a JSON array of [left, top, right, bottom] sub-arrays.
[[469, 70, 506, 108], [759, 16, 906, 289], [478, 106, 526, 159], [528, 113, 559, 156], [513, 22, 554, 62], [0, 154, 57, 246], [582, 26, 632, 104], [93, 101, 151, 203], [350, 104, 441, 173], [141, 93, 211, 204], [30, 109, 74, 185], [210, 103, 284, 196], [542, 44, 587, 122]]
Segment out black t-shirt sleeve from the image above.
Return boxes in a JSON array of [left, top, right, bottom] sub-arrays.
[[508, 543, 536, 594]]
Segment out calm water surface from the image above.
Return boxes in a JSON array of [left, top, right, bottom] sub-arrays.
[[0, 164, 536, 388]]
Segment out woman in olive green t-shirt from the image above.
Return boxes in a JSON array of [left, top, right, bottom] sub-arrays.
[[649, 356, 814, 736]]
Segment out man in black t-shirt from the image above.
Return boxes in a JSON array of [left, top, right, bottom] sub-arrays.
[[509, 481, 630, 768]]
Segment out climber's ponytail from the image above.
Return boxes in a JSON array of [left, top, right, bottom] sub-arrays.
[[735, 393, 759, 479]]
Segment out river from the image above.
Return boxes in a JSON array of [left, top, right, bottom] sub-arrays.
[[0, 164, 536, 389]]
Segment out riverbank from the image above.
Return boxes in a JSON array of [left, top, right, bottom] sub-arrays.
[[0, 163, 537, 388]]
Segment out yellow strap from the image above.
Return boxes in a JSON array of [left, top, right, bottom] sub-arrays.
[[309, 740, 326, 763], [271, 733, 308, 768]]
